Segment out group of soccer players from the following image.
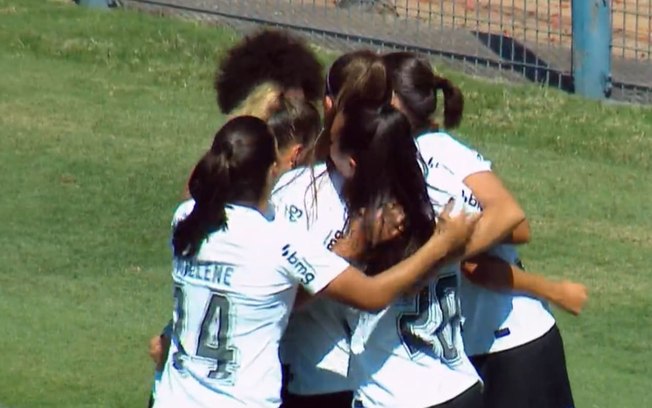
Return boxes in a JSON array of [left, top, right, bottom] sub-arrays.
[[146, 29, 588, 408]]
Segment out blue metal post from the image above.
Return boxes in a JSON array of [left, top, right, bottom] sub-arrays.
[[77, 0, 110, 9], [572, 0, 612, 99]]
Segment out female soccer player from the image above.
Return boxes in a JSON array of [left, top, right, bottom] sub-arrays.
[[214, 29, 325, 174], [329, 99, 485, 408], [384, 51, 586, 408], [277, 50, 395, 408], [148, 92, 323, 376], [152, 115, 477, 408], [278, 49, 490, 408], [148, 29, 325, 407]]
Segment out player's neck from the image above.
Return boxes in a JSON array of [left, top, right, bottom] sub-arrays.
[[256, 198, 270, 215], [254, 183, 274, 215]]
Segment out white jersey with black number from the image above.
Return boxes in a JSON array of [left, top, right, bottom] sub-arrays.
[[153, 201, 350, 408], [271, 163, 356, 396], [416, 131, 556, 356], [347, 185, 479, 408]]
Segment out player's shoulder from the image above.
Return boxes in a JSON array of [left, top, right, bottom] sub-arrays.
[[416, 130, 470, 154], [273, 163, 327, 196], [172, 199, 196, 226]]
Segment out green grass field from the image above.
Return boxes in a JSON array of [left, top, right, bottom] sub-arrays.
[[0, 0, 650, 407]]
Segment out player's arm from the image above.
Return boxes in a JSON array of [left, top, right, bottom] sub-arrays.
[[508, 219, 531, 244], [316, 202, 479, 311], [434, 135, 529, 253], [148, 320, 173, 370], [462, 254, 588, 315], [292, 287, 312, 310], [292, 201, 407, 312], [462, 171, 527, 257]]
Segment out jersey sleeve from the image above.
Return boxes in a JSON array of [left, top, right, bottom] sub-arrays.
[[277, 230, 350, 295], [172, 199, 196, 227], [421, 133, 492, 180]]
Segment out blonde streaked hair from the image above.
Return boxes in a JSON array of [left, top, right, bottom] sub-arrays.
[[229, 81, 284, 121]]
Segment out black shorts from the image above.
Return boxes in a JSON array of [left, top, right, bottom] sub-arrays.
[[470, 324, 575, 408], [352, 382, 482, 408], [282, 391, 354, 408], [428, 381, 484, 408], [280, 364, 353, 408]]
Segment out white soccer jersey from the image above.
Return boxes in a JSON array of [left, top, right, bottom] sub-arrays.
[[416, 131, 493, 184], [153, 201, 350, 408], [416, 131, 556, 356], [272, 163, 356, 395], [460, 244, 555, 355], [347, 177, 480, 408]]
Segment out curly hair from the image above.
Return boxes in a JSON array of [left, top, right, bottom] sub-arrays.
[[214, 29, 324, 114]]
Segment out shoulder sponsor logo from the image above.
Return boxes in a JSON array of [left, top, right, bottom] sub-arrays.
[[285, 204, 304, 223], [281, 244, 315, 285], [325, 229, 344, 251]]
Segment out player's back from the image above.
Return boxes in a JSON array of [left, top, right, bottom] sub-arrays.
[[347, 268, 480, 407], [346, 169, 479, 407], [273, 164, 355, 395], [416, 131, 555, 357], [155, 202, 305, 408]]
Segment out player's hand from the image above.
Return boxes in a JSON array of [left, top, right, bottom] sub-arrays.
[[333, 201, 405, 260], [366, 200, 406, 247], [432, 199, 480, 257], [552, 280, 588, 315], [149, 334, 169, 371]]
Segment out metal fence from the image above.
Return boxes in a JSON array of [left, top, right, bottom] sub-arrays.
[[100, 0, 651, 104]]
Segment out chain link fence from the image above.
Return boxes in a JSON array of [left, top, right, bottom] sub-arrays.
[[122, 0, 652, 104]]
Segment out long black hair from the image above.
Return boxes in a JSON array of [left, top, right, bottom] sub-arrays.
[[173, 116, 276, 257], [313, 49, 392, 162], [336, 103, 436, 274]]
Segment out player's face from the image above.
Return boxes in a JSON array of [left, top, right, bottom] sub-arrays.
[[329, 111, 356, 179]]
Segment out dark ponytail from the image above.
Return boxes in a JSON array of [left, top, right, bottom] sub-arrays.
[[384, 51, 464, 132], [313, 50, 392, 162], [431, 75, 464, 129], [336, 102, 436, 275], [173, 116, 276, 258], [334, 57, 391, 112]]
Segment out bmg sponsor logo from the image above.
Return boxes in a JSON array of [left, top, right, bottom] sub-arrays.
[[460, 188, 482, 211], [281, 244, 315, 285]]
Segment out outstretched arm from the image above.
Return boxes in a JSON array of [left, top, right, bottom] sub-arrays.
[[462, 254, 588, 315]]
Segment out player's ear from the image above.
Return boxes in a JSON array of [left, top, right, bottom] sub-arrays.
[[323, 95, 334, 115], [269, 160, 281, 182], [348, 157, 357, 174], [291, 144, 304, 168]]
